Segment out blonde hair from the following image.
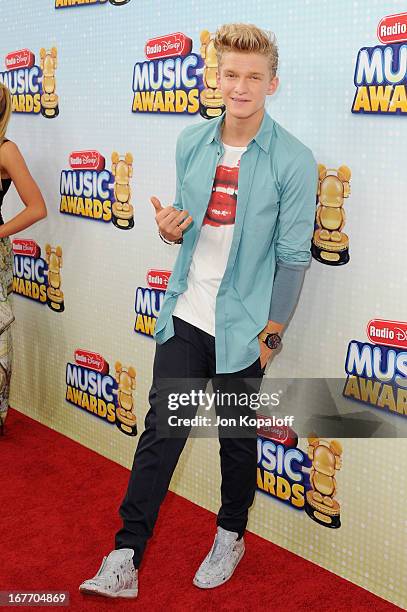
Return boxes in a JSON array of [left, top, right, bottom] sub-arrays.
[[214, 23, 278, 79], [0, 83, 12, 145]]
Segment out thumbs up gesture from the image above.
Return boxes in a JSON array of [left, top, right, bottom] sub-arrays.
[[150, 196, 193, 243]]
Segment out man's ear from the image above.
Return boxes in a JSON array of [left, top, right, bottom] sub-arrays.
[[267, 76, 279, 96]]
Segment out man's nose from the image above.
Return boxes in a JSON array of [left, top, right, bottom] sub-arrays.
[[234, 78, 248, 94]]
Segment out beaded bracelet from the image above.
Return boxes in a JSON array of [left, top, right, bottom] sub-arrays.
[[158, 230, 183, 245]]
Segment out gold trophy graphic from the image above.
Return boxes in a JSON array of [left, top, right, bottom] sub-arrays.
[[199, 30, 225, 119], [114, 362, 137, 436], [312, 164, 351, 265], [304, 434, 342, 528], [39, 47, 59, 119], [45, 244, 64, 312], [111, 152, 134, 229]]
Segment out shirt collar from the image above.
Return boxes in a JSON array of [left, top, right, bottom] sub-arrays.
[[204, 109, 275, 153]]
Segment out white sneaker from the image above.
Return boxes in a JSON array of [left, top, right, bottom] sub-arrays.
[[79, 549, 138, 598], [193, 526, 245, 589]]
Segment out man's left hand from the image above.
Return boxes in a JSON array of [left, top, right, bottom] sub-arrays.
[[258, 320, 284, 371]]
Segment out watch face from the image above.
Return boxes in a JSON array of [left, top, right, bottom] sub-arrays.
[[266, 333, 281, 349]]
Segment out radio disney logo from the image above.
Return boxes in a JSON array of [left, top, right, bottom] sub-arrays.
[[132, 32, 202, 115], [144, 33, 192, 60], [5, 49, 34, 70], [74, 348, 108, 373], [343, 318, 407, 417], [367, 319, 407, 349], [256, 421, 298, 447], [12, 239, 47, 304], [12, 239, 65, 312], [134, 269, 170, 337], [146, 269, 170, 289], [12, 238, 40, 258], [60, 149, 134, 229], [0, 49, 41, 114], [256, 424, 310, 510], [377, 12, 407, 44], [65, 349, 137, 436], [69, 151, 105, 170], [352, 14, 407, 115], [0, 47, 59, 118]]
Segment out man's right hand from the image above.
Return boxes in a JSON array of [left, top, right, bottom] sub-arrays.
[[150, 196, 193, 242]]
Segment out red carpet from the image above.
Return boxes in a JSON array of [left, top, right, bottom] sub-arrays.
[[0, 408, 403, 611]]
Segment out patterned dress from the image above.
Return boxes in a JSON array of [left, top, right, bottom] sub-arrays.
[[0, 154, 14, 418]]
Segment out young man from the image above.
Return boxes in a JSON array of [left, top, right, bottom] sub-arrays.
[[79, 23, 317, 598]]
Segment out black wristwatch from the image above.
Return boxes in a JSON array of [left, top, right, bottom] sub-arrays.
[[259, 330, 282, 350]]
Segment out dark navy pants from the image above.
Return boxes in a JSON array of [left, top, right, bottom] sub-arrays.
[[115, 316, 265, 568]]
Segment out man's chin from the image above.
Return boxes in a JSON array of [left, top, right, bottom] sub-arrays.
[[225, 105, 260, 120]]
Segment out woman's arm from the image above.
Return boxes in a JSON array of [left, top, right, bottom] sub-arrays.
[[0, 141, 47, 238]]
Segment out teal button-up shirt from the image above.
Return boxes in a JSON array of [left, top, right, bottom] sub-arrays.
[[153, 110, 318, 373]]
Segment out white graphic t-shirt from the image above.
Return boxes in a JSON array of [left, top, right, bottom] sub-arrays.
[[173, 142, 247, 336]]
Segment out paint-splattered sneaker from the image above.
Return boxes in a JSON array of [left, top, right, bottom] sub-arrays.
[[193, 526, 245, 589], [79, 548, 138, 598]]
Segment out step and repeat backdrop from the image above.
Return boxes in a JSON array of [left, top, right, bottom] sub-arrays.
[[1, 0, 407, 608]]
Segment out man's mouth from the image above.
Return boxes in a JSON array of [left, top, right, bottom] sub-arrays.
[[231, 97, 250, 103]]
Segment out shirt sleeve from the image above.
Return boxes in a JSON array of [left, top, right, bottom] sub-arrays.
[[173, 132, 185, 212], [268, 148, 318, 322], [268, 262, 306, 324]]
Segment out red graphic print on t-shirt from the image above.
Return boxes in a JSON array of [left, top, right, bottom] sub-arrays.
[[203, 163, 240, 227]]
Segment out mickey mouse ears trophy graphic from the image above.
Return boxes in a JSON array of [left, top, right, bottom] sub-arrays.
[[199, 30, 225, 119], [111, 152, 134, 229], [311, 164, 352, 265], [114, 362, 137, 436], [305, 434, 342, 528], [45, 244, 64, 312], [39, 47, 59, 118]]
